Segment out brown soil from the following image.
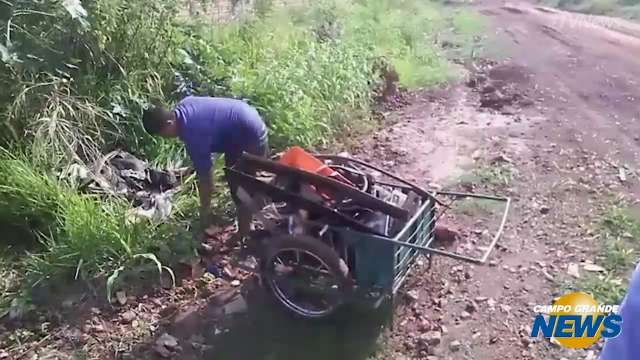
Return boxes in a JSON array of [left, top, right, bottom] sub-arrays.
[[3, 1, 640, 359]]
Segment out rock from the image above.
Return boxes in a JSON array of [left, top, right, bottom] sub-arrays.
[[567, 263, 580, 278], [491, 154, 513, 164], [434, 226, 460, 246], [521, 336, 532, 347], [449, 340, 462, 352], [407, 290, 420, 302], [427, 357, 439, 360], [465, 301, 478, 313], [421, 331, 442, 346], [230, 280, 241, 287], [541, 269, 554, 281], [539, 205, 550, 214], [583, 264, 606, 272], [524, 284, 534, 292], [121, 311, 136, 324], [154, 333, 182, 358], [0, 350, 8, 359], [460, 311, 472, 320], [116, 291, 127, 306]]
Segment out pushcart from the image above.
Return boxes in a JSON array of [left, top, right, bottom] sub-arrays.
[[224, 149, 511, 319]]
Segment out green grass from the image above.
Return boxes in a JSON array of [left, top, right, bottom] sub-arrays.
[[567, 207, 640, 304], [456, 165, 516, 187], [452, 198, 504, 216]]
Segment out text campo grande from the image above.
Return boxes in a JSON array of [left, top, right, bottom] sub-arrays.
[[533, 304, 620, 313]]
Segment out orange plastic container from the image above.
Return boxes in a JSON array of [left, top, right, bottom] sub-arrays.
[[279, 146, 354, 186]]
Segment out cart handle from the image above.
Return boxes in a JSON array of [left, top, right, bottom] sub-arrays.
[[353, 192, 511, 265]]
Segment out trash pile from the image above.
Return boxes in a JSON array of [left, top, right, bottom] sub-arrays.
[[230, 146, 429, 239], [61, 150, 190, 222]]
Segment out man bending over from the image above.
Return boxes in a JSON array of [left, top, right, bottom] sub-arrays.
[[143, 96, 269, 243]]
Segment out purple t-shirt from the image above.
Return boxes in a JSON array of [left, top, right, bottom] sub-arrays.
[[175, 96, 267, 175], [600, 260, 640, 360]]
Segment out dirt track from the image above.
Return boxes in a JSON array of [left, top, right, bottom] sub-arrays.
[[361, 1, 640, 359]]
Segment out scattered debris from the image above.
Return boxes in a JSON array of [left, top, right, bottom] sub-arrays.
[[465, 301, 478, 313], [421, 331, 442, 346], [154, 333, 182, 358], [116, 291, 127, 306], [449, 340, 462, 352], [406, 290, 420, 302], [491, 153, 513, 164], [583, 263, 606, 272], [618, 168, 627, 182], [567, 263, 581, 278], [121, 311, 136, 324], [63, 150, 187, 222]]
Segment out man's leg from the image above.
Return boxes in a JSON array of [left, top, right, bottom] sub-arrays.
[[226, 134, 269, 243]]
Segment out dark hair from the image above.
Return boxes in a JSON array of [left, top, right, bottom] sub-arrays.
[[142, 105, 171, 135]]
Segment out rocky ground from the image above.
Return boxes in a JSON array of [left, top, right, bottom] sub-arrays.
[[3, 0, 640, 359]]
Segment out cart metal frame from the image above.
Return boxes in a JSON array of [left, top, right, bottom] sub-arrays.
[[224, 152, 511, 318]]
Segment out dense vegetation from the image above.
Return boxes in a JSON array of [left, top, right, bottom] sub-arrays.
[[0, 0, 481, 313]]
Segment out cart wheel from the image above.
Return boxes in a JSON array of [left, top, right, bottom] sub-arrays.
[[263, 234, 351, 319]]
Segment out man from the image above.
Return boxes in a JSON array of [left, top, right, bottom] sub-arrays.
[[599, 261, 640, 360], [142, 96, 269, 243]]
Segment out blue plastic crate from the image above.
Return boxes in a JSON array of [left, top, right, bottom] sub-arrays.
[[335, 196, 436, 302]]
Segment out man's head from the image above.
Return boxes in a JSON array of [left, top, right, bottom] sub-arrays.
[[142, 105, 178, 138]]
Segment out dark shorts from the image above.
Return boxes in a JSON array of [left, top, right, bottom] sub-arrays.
[[224, 132, 270, 169], [224, 134, 269, 207]]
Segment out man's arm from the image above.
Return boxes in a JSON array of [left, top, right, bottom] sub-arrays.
[[197, 169, 214, 230], [182, 133, 214, 233]]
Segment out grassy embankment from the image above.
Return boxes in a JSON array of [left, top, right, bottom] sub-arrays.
[[0, 0, 484, 315]]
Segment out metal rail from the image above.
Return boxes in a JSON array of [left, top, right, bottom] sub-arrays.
[[365, 192, 511, 264], [314, 154, 446, 206]]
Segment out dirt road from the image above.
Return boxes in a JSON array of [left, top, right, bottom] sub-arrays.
[[361, 1, 640, 359]]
